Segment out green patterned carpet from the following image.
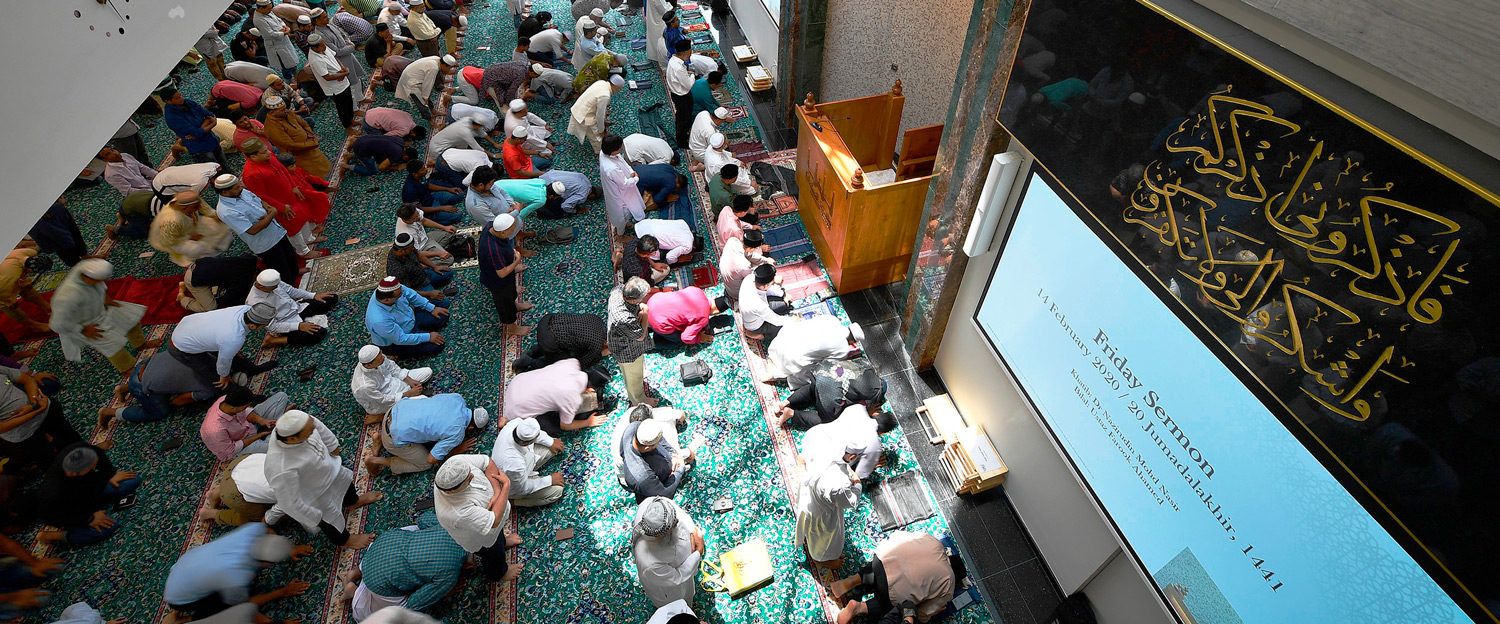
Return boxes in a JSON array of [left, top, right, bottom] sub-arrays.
[[20, 3, 994, 624]]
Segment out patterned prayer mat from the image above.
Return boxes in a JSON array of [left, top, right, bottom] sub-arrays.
[[303, 227, 482, 295]]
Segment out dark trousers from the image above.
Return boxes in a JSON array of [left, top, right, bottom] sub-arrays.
[[377, 308, 449, 359], [167, 593, 232, 618], [0, 402, 81, 474], [257, 237, 299, 286], [284, 294, 340, 346], [316, 483, 360, 545], [190, 145, 230, 168], [670, 91, 694, 147], [851, 556, 893, 617], [118, 212, 153, 239], [477, 538, 509, 581], [488, 279, 518, 325], [60, 478, 140, 546], [167, 341, 259, 389], [331, 88, 356, 128], [414, 37, 440, 58]]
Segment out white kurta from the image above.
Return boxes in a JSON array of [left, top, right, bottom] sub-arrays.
[[395, 57, 442, 102], [687, 112, 717, 162], [264, 417, 354, 533], [246, 282, 314, 335], [48, 270, 145, 362], [232, 454, 277, 505], [504, 110, 552, 154], [766, 315, 855, 388], [567, 81, 613, 146], [632, 503, 701, 608], [703, 148, 754, 193], [351, 359, 414, 415], [827, 405, 882, 480], [644, 0, 671, 67], [252, 11, 299, 73], [794, 461, 858, 562], [434, 454, 507, 552], [600, 152, 646, 231]]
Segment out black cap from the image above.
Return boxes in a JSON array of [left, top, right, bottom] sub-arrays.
[[753, 263, 776, 285], [742, 229, 764, 246]]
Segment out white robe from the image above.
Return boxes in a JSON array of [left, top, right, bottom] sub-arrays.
[[395, 57, 443, 102], [48, 269, 145, 362], [567, 81, 613, 147], [766, 315, 855, 388], [644, 0, 670, 67], [351, 359, 413, 415], [703, 148, 755, 193], [504, 110, 552, 154], [794, 461, 859, 562], [264, 417, 354, 533], [823, 405, 882, 480], [632, 503, 701, 608], [600, 152, 646, 231]]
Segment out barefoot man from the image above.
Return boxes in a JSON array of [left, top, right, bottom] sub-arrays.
[[264, 410, 382, 549]]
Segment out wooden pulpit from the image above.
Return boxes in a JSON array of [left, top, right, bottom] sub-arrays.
[[795, 82, 942, 292]]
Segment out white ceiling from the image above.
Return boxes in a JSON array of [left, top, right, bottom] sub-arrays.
[[0, 0, 225, 251]]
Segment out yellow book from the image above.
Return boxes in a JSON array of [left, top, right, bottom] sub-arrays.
[[720, 538, 774, 597]]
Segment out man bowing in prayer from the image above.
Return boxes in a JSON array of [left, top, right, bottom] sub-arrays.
[[264, 410, 382, 550], [150, 191, 234, 268], [366, 394, 489, 476], [49, 260, 160, 374], [351, 345, 434, 425], [433, 455, 522, 583], [569, 76, 623, 153], [631, 496, 703, 609], [600, 134, 646, 237], [246, 269, 339, 348], [794, 447, 860, 569], [764, 317, 864, 388]]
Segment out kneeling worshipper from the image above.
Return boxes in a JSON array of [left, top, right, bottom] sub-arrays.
[[341, 510, 466, 621], [716, 194, 758, 244], [433, 455, 522, 583], [365, 276, 451, 360], [803, 404, 897, 485], [0, 246, 52, 333], [200, 386, 290, 462], [351, 345, 434, 424], [687, 107, 731, 162], [503, 358, 610, 437], [620, 415, 694, 503], [0, 362, 77, 474], [490, 417, 566, 507], [198, 453, 277, 527], [702, 133, 758, 195], [569, 76, 624, 153], [504, 98, 554, 157], [738, 264, 791, 342], [765, 316, 864, 388], [515, 312, 608, 371], [264, 410, 382, 549], [212, 174, 300, 282], [634, 218, 702, 266], [719, 228, 770, 307], [246, 269, 339, 348], [647, 600, 701, 624], [830, 531, 960, 624], [795, 446, 860, 569], [239, 139, 332, 258], [178, 256, 261, 313], [96, 350, 219, 427], [162, 522, 311, 619], [600, 134, 646, 235], [36, 444, 140, 547], [646, 286, 727, 348], [168, 302, 280, 390], [777, 360, 885, 429], [623, 133, 676, 166], [536, 174, 597, 219], [150, 191, 234, 268], [709, 165, 757, 218], [631, 496, 703, 609], [366, 393, 490, 476], [633, 163, 690, 214], [621, 235, 668, 285], [48, 259, 159, 374]]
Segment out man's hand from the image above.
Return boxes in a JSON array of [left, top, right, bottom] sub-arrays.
[[691, 530, 704, 554], [6, 588, 47, 609], [28, 557, 63, 578], [314, 292, 335, 302], [511, 202, 524, 213], [293, 188, 306, 200], [298, 322, 321, 334], [432, 307, 450, 319], [550, 439, 564, 453], [82, 324, 105, 340], [89, 511, 116, 530], [549, 473, 564, 487], [290, 545, 315, 561], [201, 118, 217, 131], [109, 470, 137, 486], [277, 580, 312, 597], [441, 225, 457, 234], [455, 437, 478, 454], [430, 332, 446, 346], [403, 386, 424, 397], [215, 375, 232, 389], [104, 297, 122, 307]]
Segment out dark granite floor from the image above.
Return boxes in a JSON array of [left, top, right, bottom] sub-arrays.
[[840, 285, 1068, 624], [701, 6, 798, 151]]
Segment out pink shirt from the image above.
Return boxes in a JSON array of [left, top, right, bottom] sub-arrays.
[[212, 80, 265, 110], [199, 397, 258, 462], [716, 206, 749, 244], [363, 107, 417, 137], [504, 359, 588, 423], [646, 286, 713, 344]]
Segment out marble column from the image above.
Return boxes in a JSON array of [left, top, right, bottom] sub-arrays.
[[776, 0, 828, 129], [897, 0, 1030, 369]]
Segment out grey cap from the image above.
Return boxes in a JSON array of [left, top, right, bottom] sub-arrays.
[[62, 446, 99, 474], [245, 302, 276, 325], [634, 496, 678, 538]]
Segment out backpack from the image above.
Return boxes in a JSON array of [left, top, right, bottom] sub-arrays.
[[443, 233, 475, 260], [680, 359, 713, 386]]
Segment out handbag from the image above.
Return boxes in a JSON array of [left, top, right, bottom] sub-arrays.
[[680, 359, 712, 386], [442, 233, 476, 260]]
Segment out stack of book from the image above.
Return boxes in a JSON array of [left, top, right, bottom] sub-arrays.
[[746, 65, 774, 91], [732, 45, 757, 63]]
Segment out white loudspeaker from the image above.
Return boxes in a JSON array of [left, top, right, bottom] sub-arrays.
[[962, 152, 1024, 257]]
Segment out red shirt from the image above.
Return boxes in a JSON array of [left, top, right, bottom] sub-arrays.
[[232, 121, 266, 153], [501, 141, 532, 178], [211, 80, 265, 110], [646, 286, 713, 344], [462, 66, 484, 89]]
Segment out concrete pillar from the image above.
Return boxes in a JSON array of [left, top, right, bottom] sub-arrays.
[[776, 0, 828, 128]]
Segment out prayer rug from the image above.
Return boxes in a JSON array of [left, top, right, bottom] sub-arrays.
[[763, 221, 816, 262], [0, 274, 185, 343], [303, 227, 482, 295], [871, 471, 938, 531], [776, 259, 833, 303], [723, 105, 749, 121]]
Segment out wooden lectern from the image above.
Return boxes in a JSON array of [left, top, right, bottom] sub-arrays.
[[795, 82, 942, 292]]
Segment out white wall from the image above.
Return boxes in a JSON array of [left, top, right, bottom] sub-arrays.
[[730, 0, 780, 78], [934, 151, 1174, 624], [819, 0, 972, 136], [0, 0, 225, 251]]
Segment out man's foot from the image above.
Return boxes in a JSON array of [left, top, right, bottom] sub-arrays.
[[96, 439, 115, 451], [830, 575, 860, 599], [497, 562, 524, 583], [505, 532, 522, 547], [104, 224, 120, 240], [340, 581, 358, 603], [518, 248, 537, 258], [776, 406, 795, 427], [312, 236, 329, 244], [11, 347, 38, 360], [515, 301, 535, 311], [342, 533, 376, 550], [505, 324, 533, 337], [140, 338, 164, 350], [364, 457, 388, 476], [196, 506, 219, 521], [244, 359, 280, 375], [112, 381, 129, 404], [348, 491, 384, 510], [573, 205, 592, 214], [35, 530, 64, 545], [262, 334, 289, 348], [97, 407, 118, 430], [835, 600, 862, 624]]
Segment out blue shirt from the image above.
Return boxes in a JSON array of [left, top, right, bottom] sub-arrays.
[[476, 225, 515, 292], [216, 189, 287, 254], [163, 523, 267, 605], [389, 393, 471, 459], [578, 36, 607, 61], [663, 27, 688, 55], [165, 99, 220, 154], [366, 285, 437, 346], [465, 187, 515, 226], [402, 175, 432, 205], [633, 163, 681, 205]]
